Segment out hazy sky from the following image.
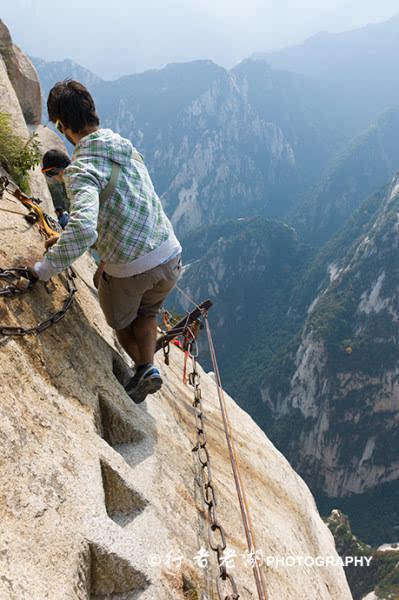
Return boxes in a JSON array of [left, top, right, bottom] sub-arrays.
[[1, 0, 399, 79]]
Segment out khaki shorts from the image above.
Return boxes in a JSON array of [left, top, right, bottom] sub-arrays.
[[98, 254, 182, 331]]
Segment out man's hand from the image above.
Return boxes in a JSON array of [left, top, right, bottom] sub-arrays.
[[45, 235, 60, 250], [93, 261, 105, 290]]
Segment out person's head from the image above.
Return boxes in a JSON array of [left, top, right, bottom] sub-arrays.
[[55, 207, 64, 217], [41, 149, 71, 182], [47, 79, 100, 145]]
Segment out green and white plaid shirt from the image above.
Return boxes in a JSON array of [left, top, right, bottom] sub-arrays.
[[34, 129, 181, 280]]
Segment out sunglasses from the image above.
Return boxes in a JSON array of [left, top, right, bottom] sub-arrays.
[[42, 167, 62, 178]]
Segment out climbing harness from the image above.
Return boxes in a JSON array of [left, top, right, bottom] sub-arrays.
[[161, 308, 201, 382], [159, 287, 269, 600], [0, 175, 77, 337]]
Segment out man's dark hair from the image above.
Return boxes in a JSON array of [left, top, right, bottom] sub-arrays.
[[42, 149, 71, 170], [55, 207, 64, 215], [47, 79, 100, 133]]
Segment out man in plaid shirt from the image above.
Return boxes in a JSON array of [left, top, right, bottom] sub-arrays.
[[33, 80, 182, 404]]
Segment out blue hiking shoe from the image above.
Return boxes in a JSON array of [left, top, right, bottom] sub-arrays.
[[125, 364, 163, 404]]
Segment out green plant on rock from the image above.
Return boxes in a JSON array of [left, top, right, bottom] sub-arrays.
[[0, 112, 42, 193]]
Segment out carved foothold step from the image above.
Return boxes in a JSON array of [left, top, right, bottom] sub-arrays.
[[100, 460, 148, 527], [97, 394, 144, 448], [89, 543, 149, 599], [112, 353, 135, 389]]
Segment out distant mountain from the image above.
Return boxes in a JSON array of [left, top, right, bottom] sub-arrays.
[[253, 14, 399, 134], [94, 59, 345, 235], [263, 175, 399, 544], [33, 15, 399, 239], [327, 509, 399, 599], [172, 217, 313, 413], [291, 107, 399, 246], [33, 56, 344, 236], [31, 57, 103, 91]]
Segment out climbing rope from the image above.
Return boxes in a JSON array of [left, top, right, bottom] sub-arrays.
[[0, 206, 29, 217], [175, 283, 203, 312]]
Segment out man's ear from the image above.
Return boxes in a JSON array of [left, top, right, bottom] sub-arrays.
[[63, 127, 78, 146]]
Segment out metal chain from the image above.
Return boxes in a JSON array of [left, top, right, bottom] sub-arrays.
[[0, 175, 76, 337], [0, 267, 37, 297], [0, 267, 77, 337], [188, 338, 240, 600], [162, 338, 170, 365]]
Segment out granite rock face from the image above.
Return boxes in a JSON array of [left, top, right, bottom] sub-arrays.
[[0, 19, 42, 125], [0, 133, 353, 599], [0, 47, 29, 139], [34, 123, 68, 155], [0, 20, 51, 205]]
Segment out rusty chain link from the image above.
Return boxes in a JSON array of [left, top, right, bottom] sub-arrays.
[[0, 267, 37, 297], [0, 267, 77, 337], [162, 338, 170, 365], [188, 335, 240, 600]]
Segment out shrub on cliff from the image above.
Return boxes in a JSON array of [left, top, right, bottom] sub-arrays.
[[0, 112, 41, 193]]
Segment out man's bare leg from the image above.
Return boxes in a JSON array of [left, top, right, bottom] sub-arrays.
[[115, 323, 143, 365], [130, 315, 158, 365], [120, 315, 161, 403], [116, 315, 158, 366]]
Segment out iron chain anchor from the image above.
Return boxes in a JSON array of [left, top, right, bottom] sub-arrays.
[[0, 267, 38, 296]]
